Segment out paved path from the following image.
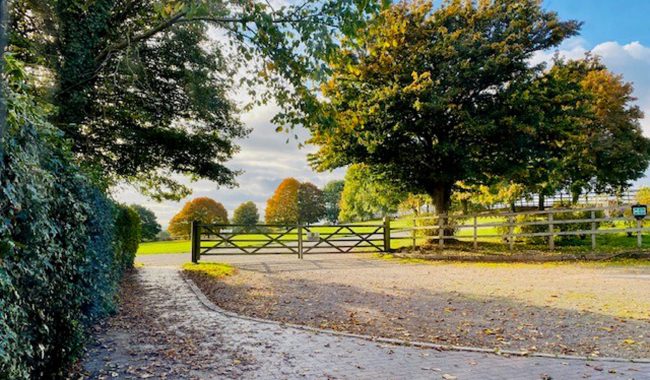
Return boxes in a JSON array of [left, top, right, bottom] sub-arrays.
[[82, 265, 650, 379]]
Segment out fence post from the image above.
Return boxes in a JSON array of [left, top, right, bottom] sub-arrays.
[[590, 211, 596, 250], [438, 214, 444, 249], [412, 216, 416, 251], [637, 219, 642, 248], [191, 220, 200, 263], [508, 215, 514, 251], [297, 223, 303, 259], [473, 215, 478, 250], [383, 216, 391, 253], [548, 213, 554, 250]]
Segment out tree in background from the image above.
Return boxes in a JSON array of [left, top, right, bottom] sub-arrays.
[[309, 0, 580, 218], [298, 182, 326, 224], [265, 178, 301, 224], [168, 197, 228, 238], [323, 180, 345, 224], [399, 194, 431, 216], [636, 188, 650, 206], [265, 178, 327, 224], [131, 205, 161, 241], [568, 59, 649, 200], [339, 164, 406, 222], [232, 201, 260, 229], [508, 57, 650, 208]]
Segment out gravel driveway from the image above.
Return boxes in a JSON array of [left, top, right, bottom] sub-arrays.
[[80, 265, 650, 379], [177, 253, 650, 360]]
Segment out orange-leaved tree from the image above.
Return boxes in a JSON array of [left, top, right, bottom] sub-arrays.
[[265, 178, 300, 224], [168, 197, 228, 238]]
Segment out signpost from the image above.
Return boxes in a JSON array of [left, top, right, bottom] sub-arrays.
[[631, 204, 647, 248]]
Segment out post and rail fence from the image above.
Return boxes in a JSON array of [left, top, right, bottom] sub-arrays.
[[392, 205, 649, 252], [190, 205, 649, 262]]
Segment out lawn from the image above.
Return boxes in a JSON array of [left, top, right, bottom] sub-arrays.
[[138, 240, 191, 255]]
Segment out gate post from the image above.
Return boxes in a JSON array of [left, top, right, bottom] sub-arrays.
[[191, 220, 200, 263], [383, 216, 391, 253], [297, 223, 304, 259]]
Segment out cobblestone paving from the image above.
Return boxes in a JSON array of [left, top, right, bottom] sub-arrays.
[[82, 266, 650, 379]]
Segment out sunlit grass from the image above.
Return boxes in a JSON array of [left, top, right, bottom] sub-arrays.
[[182, 262, 235, 278]]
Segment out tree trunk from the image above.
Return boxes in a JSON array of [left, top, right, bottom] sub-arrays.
[[429, 183, 453, 237], [510, 201, 516, 213], [571, 190, 580, 205], [538, 194, 545, 211]]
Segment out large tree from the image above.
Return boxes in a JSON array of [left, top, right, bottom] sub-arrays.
[[308, 0, 580, 217], [564, 59, 649, 200], [508, 56, 650, 208], [9, 0, 387, 199]]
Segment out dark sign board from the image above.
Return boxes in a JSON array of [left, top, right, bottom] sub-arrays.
[[631, 204, 647, 220]]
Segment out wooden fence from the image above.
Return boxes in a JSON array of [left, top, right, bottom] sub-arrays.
[[394, 205, 649, 251]]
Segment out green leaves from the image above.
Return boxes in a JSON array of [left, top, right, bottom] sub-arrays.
[[308, 0, 581, 214]]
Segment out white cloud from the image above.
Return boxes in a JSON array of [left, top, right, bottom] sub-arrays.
[[112, 101, 344, 228]]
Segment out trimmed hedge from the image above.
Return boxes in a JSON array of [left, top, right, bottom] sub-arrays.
[[0, 57, 138, 378]]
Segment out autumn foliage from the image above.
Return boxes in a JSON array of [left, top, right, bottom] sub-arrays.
[[265, 178, 301, 224], [168, 197, 228, 238]]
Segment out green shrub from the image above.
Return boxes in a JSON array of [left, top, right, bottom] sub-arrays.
[[115, 204, 141, 271], [0, 56, 135, 378]]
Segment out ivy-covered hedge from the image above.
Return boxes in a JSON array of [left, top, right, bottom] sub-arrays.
[[0, 57, 138, 378]]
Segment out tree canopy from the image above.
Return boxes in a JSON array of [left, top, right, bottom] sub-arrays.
[[232, 201, 260, 228], [265, 178, 301, 224], [168, 197, 228, 238], [265, 178, 326, 224], [322, 180, 345, 223], [339, 164, 405, 222], [308, 0, 581, 215], [9, 0, 388, 199], [298, 182, 326, 224]]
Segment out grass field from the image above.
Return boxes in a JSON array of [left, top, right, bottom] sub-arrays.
[[138, 214, 650, 255]]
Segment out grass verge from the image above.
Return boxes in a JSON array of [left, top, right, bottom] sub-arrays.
[[182, 262, 235, 278]]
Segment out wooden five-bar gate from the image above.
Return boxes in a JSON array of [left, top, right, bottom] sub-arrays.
[[191, 219, 390, 262]]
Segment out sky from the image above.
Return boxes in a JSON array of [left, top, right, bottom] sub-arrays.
[[114, 0, 650, 228]]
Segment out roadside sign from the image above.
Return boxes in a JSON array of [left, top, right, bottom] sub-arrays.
[[631, 204, 647, 220]]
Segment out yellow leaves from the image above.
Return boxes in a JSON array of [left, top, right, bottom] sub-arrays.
[[482, 328, 496, 335], [622, 339, 636, 345], [159, 1, 185, 17]]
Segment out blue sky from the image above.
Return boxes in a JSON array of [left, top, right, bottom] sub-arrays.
[[544, 0, 650, 47], [115, 1, 650, 228]]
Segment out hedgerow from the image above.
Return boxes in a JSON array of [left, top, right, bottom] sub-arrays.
[[0, 56, 137, 378]]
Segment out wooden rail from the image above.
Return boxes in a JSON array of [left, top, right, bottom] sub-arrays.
[[191, 221, 387, 262], [394, 205, 648, 251]]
